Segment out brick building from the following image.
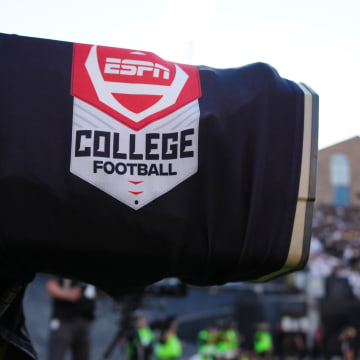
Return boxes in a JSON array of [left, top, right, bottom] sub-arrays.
[[316, 136, 360, 207]]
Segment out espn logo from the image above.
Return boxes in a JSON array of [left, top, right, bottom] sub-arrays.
[[104, 58, 170, 79], [72, 43, 201, 130]]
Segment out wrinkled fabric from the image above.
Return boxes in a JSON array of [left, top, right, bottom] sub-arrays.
[[0, 33, 306, 358]]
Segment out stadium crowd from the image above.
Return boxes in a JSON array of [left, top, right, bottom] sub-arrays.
[[309, 206, 360, 297]]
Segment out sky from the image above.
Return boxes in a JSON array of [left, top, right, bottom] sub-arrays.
[[1, 0, 359, 149]]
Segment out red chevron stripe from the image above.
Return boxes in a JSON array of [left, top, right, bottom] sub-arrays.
[[128, 191, 143, 195], [128, 181, 143, 185]]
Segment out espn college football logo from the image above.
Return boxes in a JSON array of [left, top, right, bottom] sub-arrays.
[[70, 43, 202, 209], [71, 44, 201, 131]]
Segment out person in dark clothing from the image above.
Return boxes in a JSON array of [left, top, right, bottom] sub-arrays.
[[46, 278, 96, 360]]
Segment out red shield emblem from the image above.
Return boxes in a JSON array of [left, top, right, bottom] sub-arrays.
[[71, 44, 201, 131]]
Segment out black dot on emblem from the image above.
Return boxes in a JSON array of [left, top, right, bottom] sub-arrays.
[[135, 200, 139, 205]]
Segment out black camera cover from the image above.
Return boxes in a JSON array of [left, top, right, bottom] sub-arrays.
[[0, 33, 318, 358]]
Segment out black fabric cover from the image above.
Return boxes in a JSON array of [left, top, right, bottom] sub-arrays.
[[0, 32, 306, 359], [0, 33, 304, 294]]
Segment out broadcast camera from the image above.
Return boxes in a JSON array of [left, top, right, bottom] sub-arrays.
[[0, 33, 318, 359]]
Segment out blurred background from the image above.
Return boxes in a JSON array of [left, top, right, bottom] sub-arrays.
[[2, 0, 360, 358]]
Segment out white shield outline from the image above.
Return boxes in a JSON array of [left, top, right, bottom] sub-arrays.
[[85, 46, 189, 124]]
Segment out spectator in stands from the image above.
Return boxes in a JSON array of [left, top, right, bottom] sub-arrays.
[[339, 327, 357, 360]]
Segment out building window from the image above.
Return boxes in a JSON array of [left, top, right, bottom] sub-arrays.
[[330, 153, 351, 206]]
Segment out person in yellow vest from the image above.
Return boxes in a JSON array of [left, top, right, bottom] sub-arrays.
[[127, 315, 155, 360], [154, 316, 182, 360], [215, 321, 240, 360], [225, 322, 240, 358], [254, 323, 273, 359], [197, 328, 216, 360]]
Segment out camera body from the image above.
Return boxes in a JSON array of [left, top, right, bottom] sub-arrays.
[[0, 33, 318, 295]]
